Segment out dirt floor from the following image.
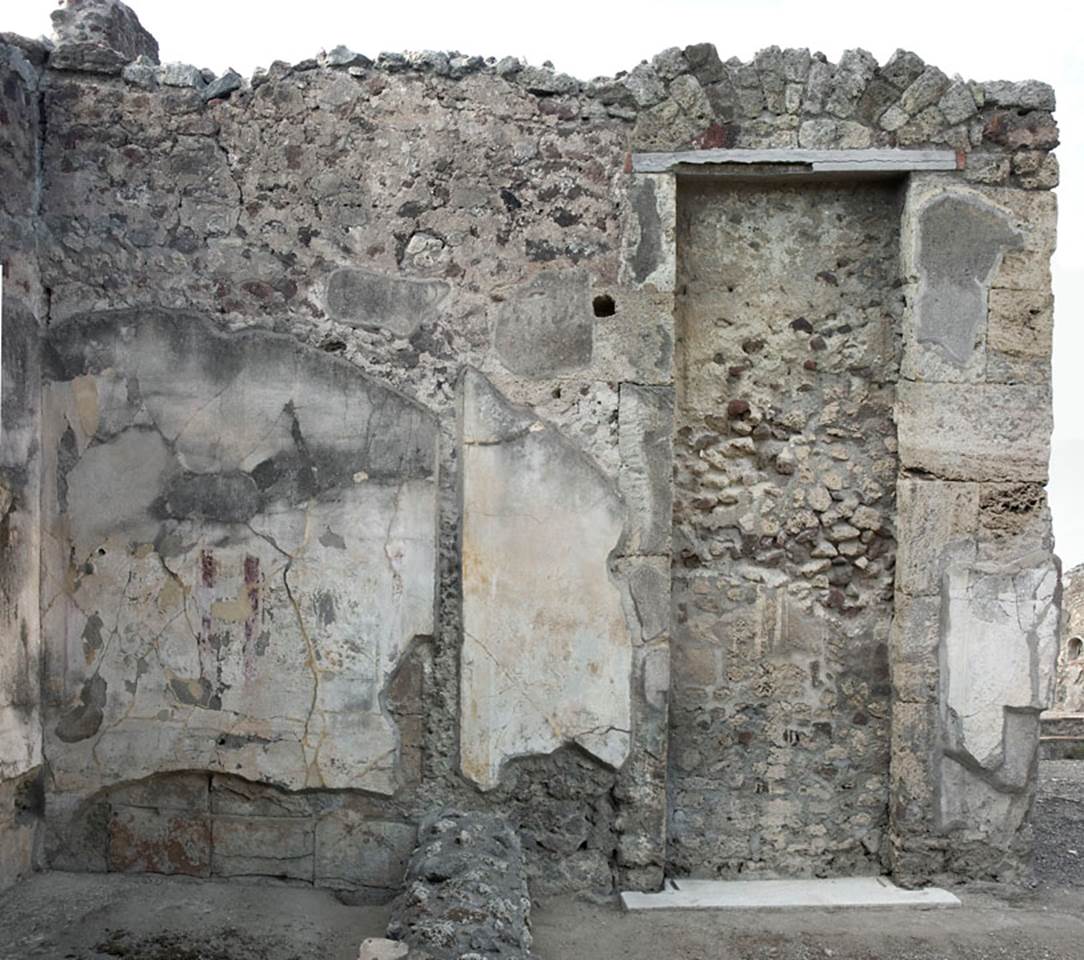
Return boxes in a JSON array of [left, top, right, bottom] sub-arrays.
[[3, 762, 1084, 960], [0, 872, 389, 960]]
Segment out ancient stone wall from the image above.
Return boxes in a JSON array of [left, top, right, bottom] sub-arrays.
[[0, 0, 1062, 896], [28, 5, 674, 896], [0, 38, 46, 892]]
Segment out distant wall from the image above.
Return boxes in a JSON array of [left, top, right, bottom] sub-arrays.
[[1053, 565, 1084, 713]]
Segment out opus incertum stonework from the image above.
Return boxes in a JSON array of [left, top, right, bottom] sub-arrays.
[[0, 0, 1061, 922]]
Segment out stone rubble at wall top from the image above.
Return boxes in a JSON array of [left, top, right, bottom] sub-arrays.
[[7, 0, 1057, 163]]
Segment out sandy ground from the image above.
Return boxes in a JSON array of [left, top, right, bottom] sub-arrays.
[[4, 762, 1084, 959]]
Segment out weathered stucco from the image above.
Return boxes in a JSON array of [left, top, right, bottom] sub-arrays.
[[459, 369, 632, 788], [41, 309, 439, 797], [0, 0, 1062, 898]]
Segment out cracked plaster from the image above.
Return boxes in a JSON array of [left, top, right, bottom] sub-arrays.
[[40, 310, 439, 797]]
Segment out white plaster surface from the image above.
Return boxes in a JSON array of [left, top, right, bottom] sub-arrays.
[[41, 314, 439, 796], [459, 370, 632, 789], [943, 560, 1059, 767]]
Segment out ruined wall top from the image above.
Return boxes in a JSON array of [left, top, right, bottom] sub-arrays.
[[3, 0, 1058, 172]]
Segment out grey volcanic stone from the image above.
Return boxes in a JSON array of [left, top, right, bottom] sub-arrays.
[[202, 69, 242, 101], [325, 45, 371, 68], [983, 79, 1056, 112], [158, 62, 205, 88], [49, 0, 158, 74], [325, 268, 449, 337], [121, 53, 156, 88], [388, 809, 532, 960]]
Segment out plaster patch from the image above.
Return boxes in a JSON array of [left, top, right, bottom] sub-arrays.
[[459, 370, 632, 788]]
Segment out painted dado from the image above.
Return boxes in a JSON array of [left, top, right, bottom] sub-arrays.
[[0, 0, 1060, 896]]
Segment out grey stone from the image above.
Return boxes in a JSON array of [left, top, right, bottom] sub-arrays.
[[622, 62, 667, 107], [651, 46, 688, 80], [854, 76, 898, 125], [781, 47, 812, 82], [388, 809, 532, 960], [120, 53, 156, 88], [895, 381, 1052, 483], [703, 76, 738, 120], [798, 118, 871, 148], [202, 69, 242, 101], [358, 940, 409, 960], [825, 48, 877, 119], [407, 50, 449, 76], [754, 46, 786, 113], [899, 66, 950, 115], [894, 480, 978, 597], [880, 104, 909, 131], [315, 813, 415, 894], [448, 55, 485, 79], [802, 59, 834, 114], [211, 815, 314, 880], [683, 43, 726, 85], [1013, 150, 1060, 190], [325, 268, 449, 337], [669, 73, 712, 121], [494, 55, 523, 77], [325, 45, 371, 68], [881, 49, 925, 91], [938, 81, 978, 125], [493, 268, 592, 376], [49, 0, 158, 74], [377, 52, 408, 72], [516, 65, 579, 95], [158, 62, 206, 89], [982, 79, 1056, 112]]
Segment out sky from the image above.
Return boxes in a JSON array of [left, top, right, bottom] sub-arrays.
[[7, 0, 1081, 564]]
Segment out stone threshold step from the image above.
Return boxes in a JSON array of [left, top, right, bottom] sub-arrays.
[[621, 876, 960, 912]]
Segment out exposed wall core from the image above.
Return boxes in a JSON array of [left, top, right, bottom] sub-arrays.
[[670, 177, 902, 877]]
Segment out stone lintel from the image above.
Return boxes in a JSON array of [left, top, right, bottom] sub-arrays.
[[632, 148, 959, 175]]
